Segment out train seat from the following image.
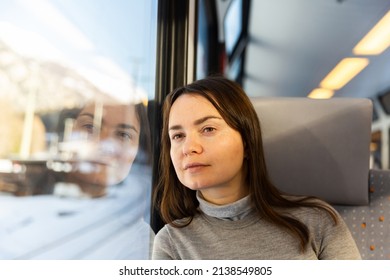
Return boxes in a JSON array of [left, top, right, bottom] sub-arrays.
[[335, 169, 390, 259], [251, 97, 389, 259]]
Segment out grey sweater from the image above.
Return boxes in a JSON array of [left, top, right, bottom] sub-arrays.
[[152, 194, 361, 260]]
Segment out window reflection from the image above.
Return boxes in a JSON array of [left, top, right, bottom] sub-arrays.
[[0, 0, 156, 259], [53, 102, 146, 198]]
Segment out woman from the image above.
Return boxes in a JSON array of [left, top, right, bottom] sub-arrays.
[[59, 101, 151, 197], [152, 76, 361, 259]]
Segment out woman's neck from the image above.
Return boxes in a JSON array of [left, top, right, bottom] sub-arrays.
[[199, 186, 249, 205]]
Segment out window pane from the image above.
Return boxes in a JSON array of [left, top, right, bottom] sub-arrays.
[[224, 0, 242, 57], [0, 0, 157, 259]]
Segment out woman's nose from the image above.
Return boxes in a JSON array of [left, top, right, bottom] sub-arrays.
[[98, 138, 121, 157], [182, 133, 203, 156], [99, 126, 112, 140]]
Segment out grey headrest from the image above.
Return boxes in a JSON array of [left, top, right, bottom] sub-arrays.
[[251, 97, 372, 205]]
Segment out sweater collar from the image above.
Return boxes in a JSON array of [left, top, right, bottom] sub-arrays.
[[196, 191, 252, 221]]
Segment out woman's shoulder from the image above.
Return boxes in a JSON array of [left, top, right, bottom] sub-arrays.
[[280, 195, 339, 222], [282, 194, 335, 208], [156, 215, 197, 234], [157, 212, 213, 239]]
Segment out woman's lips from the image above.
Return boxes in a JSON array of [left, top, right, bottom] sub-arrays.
[[184, 163, 210, 172]]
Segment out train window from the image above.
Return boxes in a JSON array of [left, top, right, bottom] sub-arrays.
[[378, 89, 390, 115], [370, 130, 382, 169], [371, 100, 379, 122], [224, 0, 242, 58], [226, 53, 242, 81], [196, 0, 209, 79], [196, 0, 249, 82], [196, 0, 219, 79], [0, 0, 157, 259]]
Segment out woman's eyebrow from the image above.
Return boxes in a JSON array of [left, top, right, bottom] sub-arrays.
[[168, 124, 182, 131], [193, 115, 221, 125], [169, 115, 222, 131], [78, 112, 94, 119], [77, 113, 138, 133], [116, 123, 138, 133]]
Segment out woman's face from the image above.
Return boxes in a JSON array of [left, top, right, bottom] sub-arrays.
[[168, 93, 247, 203], [70, 103, 140, 193]]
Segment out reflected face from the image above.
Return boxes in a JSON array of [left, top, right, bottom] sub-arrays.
[[70, 103, 140, 194], [168, 94, 245, 198]]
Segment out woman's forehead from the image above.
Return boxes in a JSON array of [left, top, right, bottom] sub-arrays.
[[80, 103, 139, 127], [171, 93, 218, 114], [168, 93, 224, 129]]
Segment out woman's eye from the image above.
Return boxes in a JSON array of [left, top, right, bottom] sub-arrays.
[[203, 127, 215, 133], [171, 133, 183, 140], [116, 131, 133, 142], [82, 124, 95, 134]]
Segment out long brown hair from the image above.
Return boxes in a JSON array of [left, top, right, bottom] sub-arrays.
[[154, 75, 338, 250]]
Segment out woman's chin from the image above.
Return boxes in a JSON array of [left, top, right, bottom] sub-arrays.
[[79, 183, 107, 198]]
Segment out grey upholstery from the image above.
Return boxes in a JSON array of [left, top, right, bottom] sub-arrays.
[[251, 97, 372, 205], [334, 169, 390, 259], [250, 97, 390, 259]]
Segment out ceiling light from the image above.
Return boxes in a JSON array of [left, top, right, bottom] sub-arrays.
[[353, 10, 390, 55], [308, 88, 334, 99], [319, 57, 369, 90]]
